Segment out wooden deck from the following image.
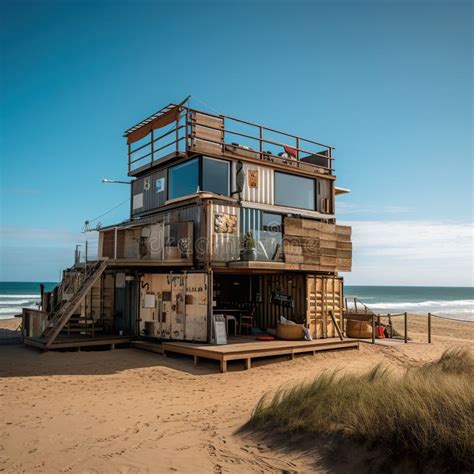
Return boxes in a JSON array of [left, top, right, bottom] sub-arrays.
[[161, 337, 359, 372], [24, 335, 134, 350]]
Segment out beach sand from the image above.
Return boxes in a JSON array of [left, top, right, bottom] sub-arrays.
[[0, 314, 472, 473]]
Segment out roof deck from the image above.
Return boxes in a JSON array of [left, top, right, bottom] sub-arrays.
[[124, 102, 335, 177]]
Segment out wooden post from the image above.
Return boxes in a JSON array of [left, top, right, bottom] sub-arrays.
[[244, 358, 251, 370], [194, 355, 199, 367], [428, 312, 432, 344], [404, 312, 408, 343], [220, 359, 227, 373], [371, 315, 375, 344]]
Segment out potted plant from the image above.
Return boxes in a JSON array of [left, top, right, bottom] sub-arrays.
[[240, 232, 257, 261]]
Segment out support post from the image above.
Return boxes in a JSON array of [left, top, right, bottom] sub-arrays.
[[428, 312, 432, 344], [194, 355, 199, 367], [244, 358, 251, 370], [114, 227, 118, 260], [220, 359, 227, 373], [404, 312, 408, 343], [371, 315, 375, 344]]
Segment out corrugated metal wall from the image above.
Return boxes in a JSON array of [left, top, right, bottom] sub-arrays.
[[255, 274, 306, 329], [210, 203, 240, 261], [131, 169, 167, 217], [241, 163, 274, 204], [240, 207, 261, 235]]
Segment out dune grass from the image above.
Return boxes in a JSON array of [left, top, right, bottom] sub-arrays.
[[251, 348, 474, 470]]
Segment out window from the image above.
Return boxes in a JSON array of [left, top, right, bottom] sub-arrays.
[[274, 172, 315, 210], [168, 159, 198, 200], [240, 209, 283, 261], [202, 157, 229, 196], [262, 213, 282, 233]]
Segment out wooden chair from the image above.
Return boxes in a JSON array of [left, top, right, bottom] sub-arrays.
[[239, 305, 256, 335]]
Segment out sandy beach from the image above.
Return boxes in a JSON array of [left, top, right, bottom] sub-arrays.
[[0, 314, 472, 473]]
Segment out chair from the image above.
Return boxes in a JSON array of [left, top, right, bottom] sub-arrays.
[[225, 315, 238, 336], [239, 305, 256, 335]]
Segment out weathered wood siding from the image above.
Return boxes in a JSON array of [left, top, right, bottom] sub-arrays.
[[283, 217, 352, 272], [306, 275, 344, 338]]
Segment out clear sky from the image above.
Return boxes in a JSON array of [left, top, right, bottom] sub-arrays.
[[1, 0, 472, 285]]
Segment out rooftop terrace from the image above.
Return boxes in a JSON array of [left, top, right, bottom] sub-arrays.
[[124, 102, 335, 177]]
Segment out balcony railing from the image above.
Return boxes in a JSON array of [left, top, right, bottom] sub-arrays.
[[99, 221, 193, 264], [125, 103, 335, 175]]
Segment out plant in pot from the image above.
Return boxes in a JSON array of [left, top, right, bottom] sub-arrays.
[[240, 232, 257, 261]]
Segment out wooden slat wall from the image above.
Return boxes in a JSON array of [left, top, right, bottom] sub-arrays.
[[306, 275, 343, 338], [284, 218, 352, 272], [255, 274, 306, 329]]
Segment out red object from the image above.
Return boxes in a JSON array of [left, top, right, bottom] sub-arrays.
[[378, 326, 385, 339], [256, 335, 275, 341], [284, 145, 298, 158]]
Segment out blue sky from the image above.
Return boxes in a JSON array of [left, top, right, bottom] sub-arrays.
[[1, 0, 472, 284]]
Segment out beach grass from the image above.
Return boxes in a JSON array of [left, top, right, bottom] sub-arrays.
[[250, 348, 474, 470]]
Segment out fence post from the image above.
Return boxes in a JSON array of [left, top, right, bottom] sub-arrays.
[[371, 315, 375, 344], [404, 312, 408, 343], [428, 312, 432, 344]]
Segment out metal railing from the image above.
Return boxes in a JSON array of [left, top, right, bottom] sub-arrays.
[[126, 104, 335, 175]]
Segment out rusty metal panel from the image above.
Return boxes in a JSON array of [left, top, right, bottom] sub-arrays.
[[209, 203, 240, 262], [241, 163, 274, 205]]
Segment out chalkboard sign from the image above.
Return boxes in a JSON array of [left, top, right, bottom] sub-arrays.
[[213, 313, 227, 345], [271, 289, 293, 308]]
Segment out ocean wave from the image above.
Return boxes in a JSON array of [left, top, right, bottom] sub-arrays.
[[0, 294, 40, 299], [0, 304, 38, 315], [0, 300, 39, 306], [369, 300, 474, 309]]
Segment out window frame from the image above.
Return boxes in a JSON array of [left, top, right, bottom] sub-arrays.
[[201, 156, 231, 197], [167, 157, 199, 201], [274, 171, 316, 211]]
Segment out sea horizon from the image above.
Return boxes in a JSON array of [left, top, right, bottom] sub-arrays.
[[1, 281, 472, 321]]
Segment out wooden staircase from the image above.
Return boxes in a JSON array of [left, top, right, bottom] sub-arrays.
[[63, 315, 104, 337], [42, 259, 108, 348]]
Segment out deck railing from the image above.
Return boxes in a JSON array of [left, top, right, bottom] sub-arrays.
[[126, 104, 335, 175]]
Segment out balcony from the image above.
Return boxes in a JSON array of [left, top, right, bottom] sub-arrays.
[[99, 221, 194, 266], [124, 103, 335, 177]]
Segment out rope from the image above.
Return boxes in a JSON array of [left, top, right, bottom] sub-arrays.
[[85, 199, 129, 224], [190, 95, 221, 115], [430, 313, 474, 323]]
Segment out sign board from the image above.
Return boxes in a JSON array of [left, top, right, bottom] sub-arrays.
[[155, 177, 165, 193], [212, 313, 227, 345], [248, 170, 259, 188], [133, 193, 144, 209]]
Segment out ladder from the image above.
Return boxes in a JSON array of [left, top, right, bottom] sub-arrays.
[[42, 259, 108, 348]]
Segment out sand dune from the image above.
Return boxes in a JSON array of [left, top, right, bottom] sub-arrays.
[[0, 314, 472, 473]]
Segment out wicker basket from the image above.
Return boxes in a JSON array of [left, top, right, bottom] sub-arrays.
[[345, 319, 372, 338], [276, 322, 305, 340]]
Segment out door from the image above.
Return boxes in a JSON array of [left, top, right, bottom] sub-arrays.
[[306, 275, 343, 338]]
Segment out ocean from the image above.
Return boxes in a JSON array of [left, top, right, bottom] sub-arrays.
[[345, 286, 474, 321], [0, 282, 472, 321], [0, 282, 57, 320]]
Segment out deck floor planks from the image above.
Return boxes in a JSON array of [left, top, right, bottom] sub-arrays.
[[162, 337, 359, 372]]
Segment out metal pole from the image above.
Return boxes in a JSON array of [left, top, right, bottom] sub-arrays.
[[428, 312, 432, 343], [404, 312, 408, 343], [371, 315, 375, 344], [85, 240, 88, 273], [114, 227, 118, 260]]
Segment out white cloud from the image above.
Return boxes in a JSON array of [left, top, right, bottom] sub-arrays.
[[340, 220, 474, 286]]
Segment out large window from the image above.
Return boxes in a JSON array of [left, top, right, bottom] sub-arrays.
[[168, 159, 199, 200], [274, 172, 315, 210], [202, 157, 229, 196]]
